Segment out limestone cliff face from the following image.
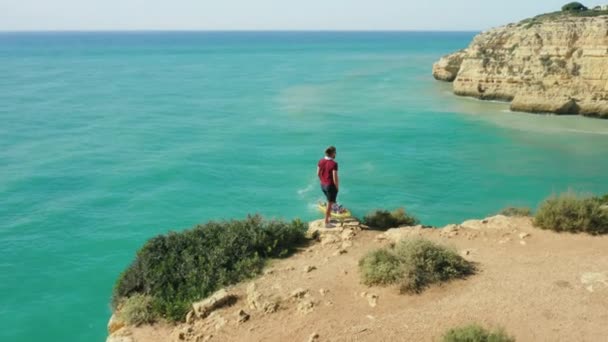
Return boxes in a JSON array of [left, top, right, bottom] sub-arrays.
[[433, 15, 608, 118]]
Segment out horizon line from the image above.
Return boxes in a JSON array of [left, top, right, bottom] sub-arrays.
[[0, 29, 482, 33]]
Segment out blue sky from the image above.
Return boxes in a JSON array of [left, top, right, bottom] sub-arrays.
[[1, 0, 606, 31]]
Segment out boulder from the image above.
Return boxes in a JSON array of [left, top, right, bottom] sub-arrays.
[[433, 50, 467, 81], [192, 289, 236, 319]]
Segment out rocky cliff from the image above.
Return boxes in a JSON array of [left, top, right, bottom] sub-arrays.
[[107, 216, 608, 342], [433, 14, 608, 118]]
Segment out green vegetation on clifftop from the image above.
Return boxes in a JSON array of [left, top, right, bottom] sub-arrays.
[[359, 239, 475, 293], [363, 208, 419, 230], [517, 10, 608, 28], [442, 324, 515, 342], [112, 215, 307, 321], [534, 193, 608, 235]]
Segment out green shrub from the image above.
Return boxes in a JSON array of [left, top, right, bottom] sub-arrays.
[[442, 324, 515, 342], [363, 208, 419, 230], [395, 239, 476, 293], [359, 249, 404, 286], [498, 207, 532, 217], [359, 239, 475, 294], [594, 193, 608, 204], [118, 294, 156, 326], [534, 193, 608, 235], [562, 2, 588, 12], [112, 215, 307, 321]]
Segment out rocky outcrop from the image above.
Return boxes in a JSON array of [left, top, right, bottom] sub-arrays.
[[433, 14, 608, 118], [433, 50, 468, 82]]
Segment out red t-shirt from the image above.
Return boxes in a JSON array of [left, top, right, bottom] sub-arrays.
[[318, 158, 338, 186]]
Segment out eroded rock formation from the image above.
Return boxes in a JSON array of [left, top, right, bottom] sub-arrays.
[[434, 15, 608, 118]]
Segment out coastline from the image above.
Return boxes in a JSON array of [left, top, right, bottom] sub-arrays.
[[107, 215, 608, 342]]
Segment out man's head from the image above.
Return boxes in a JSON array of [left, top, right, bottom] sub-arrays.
[[325, 146, 336, 158]]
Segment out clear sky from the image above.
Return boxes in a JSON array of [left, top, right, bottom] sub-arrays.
[[1, 0, 607, 31]]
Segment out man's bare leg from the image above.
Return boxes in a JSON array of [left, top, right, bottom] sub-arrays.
[[325, 201, 334, 225]]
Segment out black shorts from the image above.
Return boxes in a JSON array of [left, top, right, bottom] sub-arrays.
[[321, 184, 338, 203]]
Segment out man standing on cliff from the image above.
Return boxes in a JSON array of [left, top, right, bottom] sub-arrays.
[[318, 146, 339, 228]]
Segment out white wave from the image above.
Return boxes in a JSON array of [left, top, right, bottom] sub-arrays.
[[297, 182, 315, 196]]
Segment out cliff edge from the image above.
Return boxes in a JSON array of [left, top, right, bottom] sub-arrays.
[[433, 13, 608, 118], [107, 216, 608, 342]]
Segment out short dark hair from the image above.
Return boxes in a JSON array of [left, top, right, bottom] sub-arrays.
[[325, 146, 336, 156]]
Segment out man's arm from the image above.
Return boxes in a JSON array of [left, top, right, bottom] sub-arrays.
[[333, 170, 339, 189], [317, 166, 320, 177]]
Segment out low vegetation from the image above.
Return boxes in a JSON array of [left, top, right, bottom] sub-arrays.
[[442, 324, 515, 342], [594, 193, 608, 204], [117, 294, 156, 326], [518, 3, 608, 29], [562, 2, 587, 12], [112, 215, 307, 321], [359, 239, 475, 294], [498, 207, 532, 217], [534, 193, 608, 235], [363, 208, 419, 230]]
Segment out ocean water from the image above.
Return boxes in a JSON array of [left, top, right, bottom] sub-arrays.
[[2, 31, 608, 342]]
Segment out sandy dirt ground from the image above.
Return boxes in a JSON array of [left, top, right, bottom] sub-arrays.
[[122, 216, 608, 342]]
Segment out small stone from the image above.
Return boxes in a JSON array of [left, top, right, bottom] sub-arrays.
[[196, 335, 213, 342], [308, 332, 320, 342], [342, 269, 348, 275], [291, 288, 309, 299], [297, 300, 315, 314], [359, 291, 367, 298], [325, 300, 333, 306], [236, 309, 250, 324], [263, 300, 280, 314], [498, 238, 511, 244], [366, 293, 378, 307], [519, 232, 531, 239], [263, 268, 275, 275], [333, 249, 347, 256], [304, 265, 317, 273], [520, 240, 527, 245], [460, 249, 471, 256], [185, 310, 195, 324], [319, 288, 329, 296]]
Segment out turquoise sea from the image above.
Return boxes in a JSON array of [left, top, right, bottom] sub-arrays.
[[2, 31, 608, 342]]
